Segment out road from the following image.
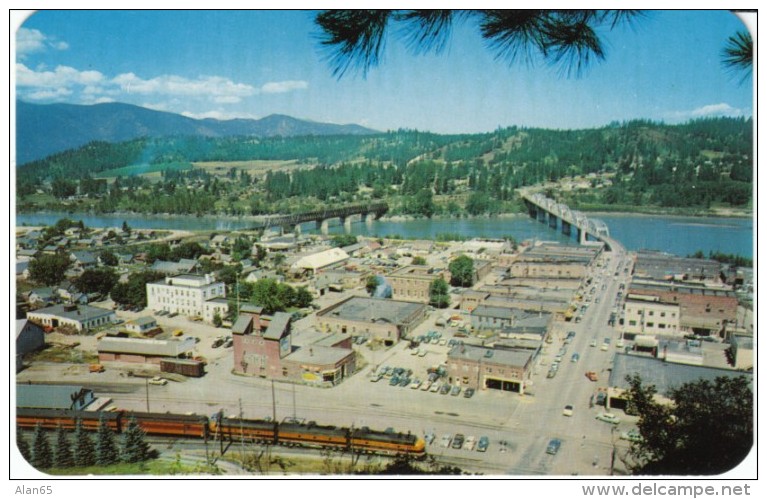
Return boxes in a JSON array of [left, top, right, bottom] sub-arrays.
[[16, 250, 639, 476]]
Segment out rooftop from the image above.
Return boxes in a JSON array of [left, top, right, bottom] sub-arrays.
[[319, 296, 425, 325], [97, 336, 195, 357], [448, 344, 533, 368], [28, 304, 115, 321], [17, 384, 94, 410], [285, 344, 354, 366]]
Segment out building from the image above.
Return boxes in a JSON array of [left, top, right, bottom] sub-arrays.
[[729, 334, 753, 370], [27, 304, 116, 332], [446, 344, 535, 394], [125, 316, 159, 335], [605, 353, 752, 412], [146, 274, 227, 323], [16, 319, 45, 372], [316, 296, 427, 346], [290, 247, 349, 275], [150, 259, 198, 275], [17, 384, 96, 410], [622, 294, 681, 338], [233, 311, 356, 385], [387, 265, 447, 303], [97, 336, 196, 364]]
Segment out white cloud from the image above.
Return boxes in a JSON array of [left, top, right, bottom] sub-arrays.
[[690, 103, 744, 118], [181, 109, 261, 121], [260, 80, 308, 94], [16, 27, 69, 58], [665, 103, 749, 122], [113, 73, 256, 102]]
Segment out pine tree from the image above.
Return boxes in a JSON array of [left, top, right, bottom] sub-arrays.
[[31, 423, 53, 470], [72, 419, 96, 467], [54, 425, 74, 468], [121, 417, 150, 463], [17, 429, 31, 463], [95, 415, 119, 466]]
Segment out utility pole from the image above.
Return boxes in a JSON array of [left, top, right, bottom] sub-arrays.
[[239, 398, 245, 466], [271, 380, 277, 423], [145, 378, 150, 412]]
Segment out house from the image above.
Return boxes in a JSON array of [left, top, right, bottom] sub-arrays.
[[27, 287, 58, 306], [125, 316, 159, 335], [16, 261, 30, 280], [210, 234, 231, 248], [70, 251, 97, 271], [16, 319, 45, 372], [151, 259, 198, 275]]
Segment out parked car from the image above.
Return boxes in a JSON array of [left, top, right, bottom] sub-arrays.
[[562, 404, 574, 417], [440, 384, 451, 395], [450, 385, 462, 396], [410, 379, 422, 390], [463, 435, 476, 451], [440, 434, 452, 448], [620, 429, 643, 443], [596, 391, 607, 406], [477, 436, 489, 452], [596, 412, 621, 425], [590, 339, 598, 347], [585, 371, 599, 381], [148, 376, 167, 386], [546, 438, 562, 455], [451, 433, 465, 449], [464, 388, 475, 398], [424, 432, 436, 445], [571, 353, 580, 363], [431, 382, 442, 393]]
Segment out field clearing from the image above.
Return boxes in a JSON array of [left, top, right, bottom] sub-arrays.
[[97, 162, 192, 179], [192, 160, 313, 176]]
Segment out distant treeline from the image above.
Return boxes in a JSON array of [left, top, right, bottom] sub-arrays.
[[688, 250, 753, 268], [17, 117, 752, 217]]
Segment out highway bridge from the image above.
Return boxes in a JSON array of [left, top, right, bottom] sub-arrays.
[[251, 202, 389, 233], [520, 191, 623, 251]]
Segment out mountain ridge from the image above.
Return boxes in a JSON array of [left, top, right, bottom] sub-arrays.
[[15, 100, 379, 165]]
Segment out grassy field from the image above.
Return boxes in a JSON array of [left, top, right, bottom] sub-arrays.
[[97, 162, 193, 179], [192, 159, 310, 176]]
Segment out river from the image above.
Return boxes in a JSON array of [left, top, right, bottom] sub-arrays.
[[15, 211, 753, 259]]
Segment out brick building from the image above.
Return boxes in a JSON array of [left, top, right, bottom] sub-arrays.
[[446, 344, 535, 394], [315, 296, 427, 345], [387, 265, 448, 303], [232, 311, 355, 385]]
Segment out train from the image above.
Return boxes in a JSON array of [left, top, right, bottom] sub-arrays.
[[16, 407, 425, 457]]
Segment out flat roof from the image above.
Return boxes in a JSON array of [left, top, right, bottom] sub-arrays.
[[319, 296, 424, 325], [448, 344, 533, 368], [17, 384, 93, 409], [97, 336, 194, 356], [285, 345, 353, 366], [609, 353, 750, 398]]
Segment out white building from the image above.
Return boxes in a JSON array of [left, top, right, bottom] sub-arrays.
[[622, 294, 680, 338], [147, 274, 228, 323]]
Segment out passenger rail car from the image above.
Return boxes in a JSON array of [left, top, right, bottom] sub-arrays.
[[17, 408, 425, 457]]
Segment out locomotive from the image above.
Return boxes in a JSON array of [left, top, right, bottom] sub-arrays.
[[16, 407, 425, 457]]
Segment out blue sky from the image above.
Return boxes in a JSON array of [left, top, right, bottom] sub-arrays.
[[13, 9, 753, 134]]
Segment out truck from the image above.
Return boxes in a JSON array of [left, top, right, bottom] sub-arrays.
[[160, 358, 205, 378], [89, 364, 105, 373]]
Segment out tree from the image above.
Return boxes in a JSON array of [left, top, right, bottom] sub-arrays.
[[448, 255, 474, 287], [99, 249, 119, 267], [721, 30, 752, 81], [17, 429, 32, 464], [72, 419, 96, 467], [28, 253, 71, 286], [31, 423, 52, 470], [95, 414, 120, 466], [251, 279, 285, 315], [429, 277, 450, 308], [316, 10, 642, 78], [54, 424, 74, 468], [121, 220, 132, 235], [120, 417, 150, 463], [212, 312, 223, 328], [74, 267, 119, 297], [294, 286, 314, 308], [331, 234, 358, 247], [623, 374, 753, 475], [366, 275, 380, 296], [111, 270, 164, 307], [412, 256, 426, 265]]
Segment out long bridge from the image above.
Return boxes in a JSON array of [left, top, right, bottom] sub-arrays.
[[251, 202, 389, 233], [520, 191, 622, 251]]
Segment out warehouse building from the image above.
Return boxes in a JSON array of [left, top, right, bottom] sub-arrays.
[[27, 304, 116, 332], [316, 296, 427, 345], [97, 336, 196, 364]]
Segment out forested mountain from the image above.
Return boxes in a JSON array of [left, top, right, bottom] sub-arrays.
[[16, 118, 753, 217], [15, 100, 378, 164]]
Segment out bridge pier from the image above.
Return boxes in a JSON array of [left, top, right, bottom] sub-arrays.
[[549, 214, 558, 229], [562, 221, 571, 236], [320, 219, 330, 235], [365, 213, 376, 225], [537, 209, 547, 224], [343, 216, 352, 233]]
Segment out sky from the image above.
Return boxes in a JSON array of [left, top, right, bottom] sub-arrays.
[[12, 10, 753, 134]]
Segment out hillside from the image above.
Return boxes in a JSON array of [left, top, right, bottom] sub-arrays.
[[15, 100, 378, 165], [16, 118, 753, 217]]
